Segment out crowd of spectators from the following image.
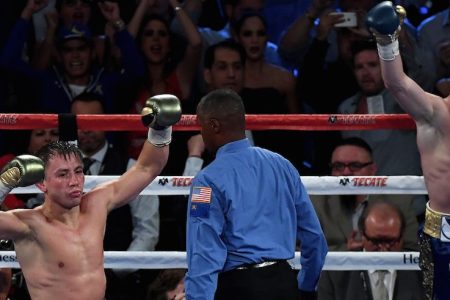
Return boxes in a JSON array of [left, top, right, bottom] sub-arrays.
[[0, 0, 448, 299]]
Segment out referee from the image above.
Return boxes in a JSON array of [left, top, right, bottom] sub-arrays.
[[185, 89, 327, 300]]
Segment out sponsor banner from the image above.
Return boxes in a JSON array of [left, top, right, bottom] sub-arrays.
[[0, 251, 421, 270], [12, 176, 428, 196]]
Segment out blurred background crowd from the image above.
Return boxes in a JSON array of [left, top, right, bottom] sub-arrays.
[[0, 0, 448, 299]]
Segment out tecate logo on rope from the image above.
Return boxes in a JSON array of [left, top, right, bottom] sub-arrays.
[[172, 177, 193, 187], [328, 115, 377, 125], [0, 114, 18, 125], [351, 177, 388, 187]]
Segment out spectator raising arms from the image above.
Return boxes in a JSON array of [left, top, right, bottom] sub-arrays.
[[0, 0, 145, 113], [125, 0, 202, 159]]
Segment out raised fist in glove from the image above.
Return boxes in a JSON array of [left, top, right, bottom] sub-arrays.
[[365, 1, 406, 45], [141, 94, 182, 147], [141, 94, 182, 129], [0, 155, 44, 202]]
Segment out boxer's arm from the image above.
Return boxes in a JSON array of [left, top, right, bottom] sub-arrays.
[[0, 155, 43, 239], [99, 94, 181, 211], [0, 211, 31, 241], [380, 48, 440, 125], [366, 1, 445, 125]]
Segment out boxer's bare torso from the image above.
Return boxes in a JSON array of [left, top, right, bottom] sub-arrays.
[[415, 98, 450, 213], [0, 146, 166, 300], [12, 201, 107, 300], [381, 57, 450, 213]]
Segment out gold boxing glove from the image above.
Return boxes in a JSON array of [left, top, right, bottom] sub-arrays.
[[0, 155, 44, 202], [141, 94, 182, 147]]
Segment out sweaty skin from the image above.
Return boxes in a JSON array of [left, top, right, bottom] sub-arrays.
[[13, 204, 106, 300], [380, 51, 450, 213], [0, 140, 168, 300]]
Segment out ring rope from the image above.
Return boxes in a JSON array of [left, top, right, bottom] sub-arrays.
[[1, 114, 423, 272], [0, 251, 420, 270], [0, 114, 416, 131], [11, 176, 428, 195]]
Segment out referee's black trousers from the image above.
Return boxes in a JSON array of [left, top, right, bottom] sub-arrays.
[[214, 260, 299, 300]]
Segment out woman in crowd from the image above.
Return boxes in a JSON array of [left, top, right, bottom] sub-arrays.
[[233, 12, 307, 172], [233, 12, 298, 114], [125, 0, 202, 159]]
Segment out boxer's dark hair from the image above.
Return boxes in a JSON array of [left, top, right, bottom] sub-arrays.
[[36, 141, 83, 170]]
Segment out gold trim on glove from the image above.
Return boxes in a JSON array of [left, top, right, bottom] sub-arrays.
[[424, 202, 450, 239], [395, 5, 407, 25], [0, 167, 20, 188]]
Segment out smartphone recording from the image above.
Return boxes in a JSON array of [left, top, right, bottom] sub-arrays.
[[330, 12, 357, 28]]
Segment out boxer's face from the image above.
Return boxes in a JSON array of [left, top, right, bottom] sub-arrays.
[[40, 154, 85, 209], [236, 15, 267, 62]]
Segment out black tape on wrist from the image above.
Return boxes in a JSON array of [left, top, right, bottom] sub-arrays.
[[58, 113, 78, 143]]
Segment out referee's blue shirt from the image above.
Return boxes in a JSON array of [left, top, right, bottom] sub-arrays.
[[185, 139, 327, 300]]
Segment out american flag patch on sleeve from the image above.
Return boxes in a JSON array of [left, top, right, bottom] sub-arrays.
[[191, 187, 212, 203]]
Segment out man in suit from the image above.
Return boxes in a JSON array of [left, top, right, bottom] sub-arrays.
[[318, 200, 425, 300], [310, 137, 419, 251]]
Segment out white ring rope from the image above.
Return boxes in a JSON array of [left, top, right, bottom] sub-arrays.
[[7, 176, 426, 271], [0, 251, 420, 270], [11, 175, 428, 195]]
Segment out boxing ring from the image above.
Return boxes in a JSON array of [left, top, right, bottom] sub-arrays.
[[0, 113, 424, 270]]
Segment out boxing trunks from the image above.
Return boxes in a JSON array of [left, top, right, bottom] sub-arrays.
[[419, 202, 450, 300]]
